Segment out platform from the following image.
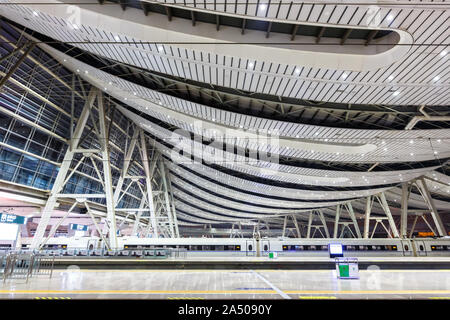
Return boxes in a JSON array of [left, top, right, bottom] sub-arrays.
[[50, 256, 450, 270], [2, 268, 450, 300]]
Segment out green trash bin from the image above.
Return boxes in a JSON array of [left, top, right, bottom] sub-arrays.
[[335, 258, 359, 279]]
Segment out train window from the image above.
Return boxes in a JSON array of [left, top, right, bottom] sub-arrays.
[[404, 245, 409, 251], [263, 245, 268, 251], [235, 245, 241, 251], [249, 245, 253, 251], [282, 245, 287, 251], [419, 245, 424, 251], [392, 245, 397, 251]]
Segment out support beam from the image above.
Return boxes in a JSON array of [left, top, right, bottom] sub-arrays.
[[346, 203, 362, 238], [400, 183, 409, 238], [160, 160, 175, 237], [282, 216, 287, 237], [316, 27, 326, 43], [291, 24, 299, 41], [307, 212, 313, 238], [333, 205, 340, 238], [291, 215, 301, 238], [0, 42, 35, 89], [30, 88, 97, 249], [140, 130, 158, 238], [317, 210, 330, 238], [378, 192, 400, 238], [363, 196, 372, 239], [97, 91, 118, 248], [415, 178, 447, 237]]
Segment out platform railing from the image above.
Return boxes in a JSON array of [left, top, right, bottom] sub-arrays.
[[1, 252, 55, 282]]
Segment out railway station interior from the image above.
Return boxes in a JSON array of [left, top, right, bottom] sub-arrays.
[[0, 0, 449, 303]]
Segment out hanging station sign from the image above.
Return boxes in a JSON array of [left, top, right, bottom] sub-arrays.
[[0, 213, 26, 224], [69, 223, 88, 231]]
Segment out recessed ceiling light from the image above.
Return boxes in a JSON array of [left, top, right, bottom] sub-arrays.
[[33, 11, 38, 16], [114, 36, 120, 41], [440, 50, 447, 57], [158, 46, 164, 52], [393, 91, 400, 96], [295, 68, 300, 74], [433, 76, 440, 81], [388, 75, 394, 81], [248, 62, 254, 68], [409, 140, 414, 144], [342, 73, 348, 79], [387, 14, 394, 21], [259, 4, 267, 11]]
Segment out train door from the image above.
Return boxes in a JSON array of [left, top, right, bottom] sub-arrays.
[[413, 240, 427, 257], [261, 240, 270, 256], [87, 239, 97, 251], [246, 240, 255, 256], [401, 240, 412, 256]]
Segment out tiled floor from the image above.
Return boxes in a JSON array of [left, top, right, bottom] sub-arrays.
[[1, 267, 450, 299]]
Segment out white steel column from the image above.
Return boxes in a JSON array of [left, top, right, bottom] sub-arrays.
[[167, 173, 180, 238], [363, 196, 372, 239], [317, 210, 330, 238], [132, 198, 146, 236], [30, 89, 96, 249], [400, 183, 409, 238], [139, 130, 158, 237], [378, 192, 400, 238], [333, 205, 340, 238], [160, 160, 175, 237], [282, 216, 287, 237], [346, 203, 362, 238], [291, 215, 301, 238], [97, 91, 118, 249], [306, 212, 313, 238], [113, 128, 139, 206], [416, 178, 447, 237]]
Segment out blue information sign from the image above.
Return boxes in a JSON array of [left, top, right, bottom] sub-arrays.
[[69, 223, 88, 231], [0, 213, 26, 224]]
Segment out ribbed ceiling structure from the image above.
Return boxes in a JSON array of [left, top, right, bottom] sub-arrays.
[[0, 0, 449, 229]]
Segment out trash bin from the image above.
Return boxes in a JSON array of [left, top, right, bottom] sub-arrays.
[[268, 252, 277, 259], [335, 257, 359, 279]]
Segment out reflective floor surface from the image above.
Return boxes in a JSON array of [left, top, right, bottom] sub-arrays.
[[1, 267, 450, 299]]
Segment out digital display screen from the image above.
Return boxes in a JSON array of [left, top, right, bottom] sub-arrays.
[[329, 244, 343, 254], [328, 243, 344, 257]]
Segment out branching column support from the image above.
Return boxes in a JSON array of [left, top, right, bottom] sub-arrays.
[[400, 183, 410, 238], [159, 160, 175, 238], [317, 210, 330, 238], [346, 203, 362, 238], [97, 91, 118, 249], [333, 205, 341, 238], [363, 196, 372, 239], [30, 88, 97, 249], [139, 130, 158, 238], [377, 192, 400, 238], [291, 215, 301, 238], [415, 178, 447, 236], [306, 212, 313, 238], [166, 170, 180, 237]]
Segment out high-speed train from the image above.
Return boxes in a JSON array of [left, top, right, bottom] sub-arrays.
[[15, 236, 450, 258]]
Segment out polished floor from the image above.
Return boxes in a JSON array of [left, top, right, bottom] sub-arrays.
[[1, 267, 450, 299]]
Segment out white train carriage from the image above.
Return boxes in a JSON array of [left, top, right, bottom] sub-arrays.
[[117, 237, 254, 258], [20, 236, 101, 255], [412, 238, 450, 257], [266, 238, 414, 257]]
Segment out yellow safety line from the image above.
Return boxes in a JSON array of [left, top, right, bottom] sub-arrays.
[[1, 289, 450, 295], [299, 296, 337, 299]]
